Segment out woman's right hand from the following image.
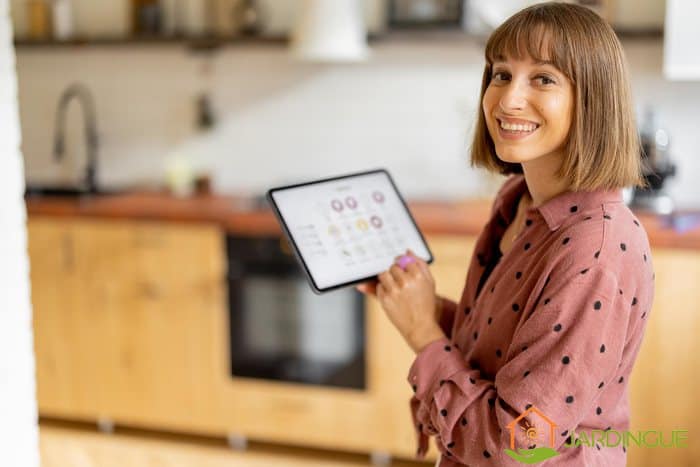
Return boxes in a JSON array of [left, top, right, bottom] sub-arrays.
[[356, 258, 446, 341], [357, 253, 410, 296]]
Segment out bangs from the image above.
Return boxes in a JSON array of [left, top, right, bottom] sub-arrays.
[[485, 17, 575, 82]]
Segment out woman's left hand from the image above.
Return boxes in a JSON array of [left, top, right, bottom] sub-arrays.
[[375, 249, 446, 354]]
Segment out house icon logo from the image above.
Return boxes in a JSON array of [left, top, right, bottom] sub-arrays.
[[504, 405, 561, 464]]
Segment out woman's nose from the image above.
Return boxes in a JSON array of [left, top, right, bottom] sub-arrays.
[[499, 82, 528, 112]]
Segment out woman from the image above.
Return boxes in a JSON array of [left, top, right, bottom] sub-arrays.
[[357, 3, 654, 466]]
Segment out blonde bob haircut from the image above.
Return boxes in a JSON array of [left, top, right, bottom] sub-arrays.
[[470, 2, 645, 190]]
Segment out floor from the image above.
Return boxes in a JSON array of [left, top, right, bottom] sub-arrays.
[[39, 421, 432, 467]]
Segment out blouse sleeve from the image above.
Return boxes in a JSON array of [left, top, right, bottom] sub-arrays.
[[437, 295, 458, 339], [407, 264, 633, 464]]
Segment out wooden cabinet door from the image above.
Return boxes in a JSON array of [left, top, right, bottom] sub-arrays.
[[30, 218, 138, 419], [93, 220, 227, 432], [29, 217, 99, 418], [628, 248, 700, 467], [30, 217, 227, 431]]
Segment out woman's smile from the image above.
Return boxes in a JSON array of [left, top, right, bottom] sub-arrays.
[[496, 117, 541, 140]]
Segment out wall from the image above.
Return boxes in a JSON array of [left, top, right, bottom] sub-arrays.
[[0, 0, 40, 465], [14, 35, 700, 207]]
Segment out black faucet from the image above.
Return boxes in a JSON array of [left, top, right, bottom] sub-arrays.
[[53, 83, 99, 194]]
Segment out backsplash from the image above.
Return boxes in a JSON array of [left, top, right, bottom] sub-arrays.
[[15, 36, 700, 206]]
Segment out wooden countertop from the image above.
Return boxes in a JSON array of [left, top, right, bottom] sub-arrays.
[[25, 191, 700, 250]]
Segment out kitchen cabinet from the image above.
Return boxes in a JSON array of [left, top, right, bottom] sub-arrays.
[[29, 218, 96, 418], [627, 248, 700, 467], [28, 217, 469, 460], [28, 217, 700, 466], [664, 0, 700, 80], [29, 217, 227, 431]]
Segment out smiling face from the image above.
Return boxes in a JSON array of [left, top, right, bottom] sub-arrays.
[[481, 54, 575, 169]]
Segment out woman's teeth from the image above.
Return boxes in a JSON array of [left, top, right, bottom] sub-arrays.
[[499, 120, 539, 132]]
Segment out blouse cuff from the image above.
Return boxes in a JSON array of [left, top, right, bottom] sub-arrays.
[[407, 337, 468, 403]]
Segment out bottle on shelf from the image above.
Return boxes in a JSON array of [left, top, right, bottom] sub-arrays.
[[27, 0, 52, 40], [51, 0, 74, 40]]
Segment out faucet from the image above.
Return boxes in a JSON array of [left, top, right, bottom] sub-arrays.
[[53, 83, 99, 194]]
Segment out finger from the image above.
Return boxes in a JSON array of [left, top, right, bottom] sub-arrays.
[[389, 264, 406, 286], [357, 280, 377, 295], [406, 249, 430, 276], [366, 280, 378, 295], [378, 269, 396, 291], [404, 260, 422, 278], [376, 282, 386, 300]]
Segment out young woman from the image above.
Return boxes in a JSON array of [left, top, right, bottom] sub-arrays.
[[357, 3, 654, 466]]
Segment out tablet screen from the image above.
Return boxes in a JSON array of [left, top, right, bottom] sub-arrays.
[[268, 169, 433, 293]]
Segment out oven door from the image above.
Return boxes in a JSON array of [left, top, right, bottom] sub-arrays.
[[227, 235, 366, 389]]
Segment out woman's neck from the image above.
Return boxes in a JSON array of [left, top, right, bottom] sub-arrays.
[[520, 153, 570, 208]]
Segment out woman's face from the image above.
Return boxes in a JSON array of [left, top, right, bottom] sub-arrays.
[[482, 54, 574, 167]]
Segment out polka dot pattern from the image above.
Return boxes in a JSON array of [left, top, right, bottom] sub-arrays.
[[405, 175, 653, 463]]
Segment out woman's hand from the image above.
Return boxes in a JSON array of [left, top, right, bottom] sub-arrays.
[[356, 249, 445, 354]]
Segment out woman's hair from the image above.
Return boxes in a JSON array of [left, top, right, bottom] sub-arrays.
[[470, 2, 645, 190]]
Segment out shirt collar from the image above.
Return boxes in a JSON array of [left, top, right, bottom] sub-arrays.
[[495, 175, 624, 231]]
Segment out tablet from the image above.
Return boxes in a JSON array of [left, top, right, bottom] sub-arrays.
[[267, 169, 433, 294]]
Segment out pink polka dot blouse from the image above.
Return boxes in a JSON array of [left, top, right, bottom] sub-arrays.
[[408, 175, 655, 466]]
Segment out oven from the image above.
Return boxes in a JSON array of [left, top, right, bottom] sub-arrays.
[[226, 235, 366, 389]]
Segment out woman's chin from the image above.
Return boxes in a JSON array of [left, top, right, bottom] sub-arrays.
[[496, 154, 527, 165]]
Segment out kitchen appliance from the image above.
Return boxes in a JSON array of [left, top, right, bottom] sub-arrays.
[[227, 235, 366, 389], [388, 0, 463, 27], [291, 0, 369, 62], [630, 108, 677, 215]]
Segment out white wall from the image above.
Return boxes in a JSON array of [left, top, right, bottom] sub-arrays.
[[14, 36, 700, 208], [0, 0, 40, 466]]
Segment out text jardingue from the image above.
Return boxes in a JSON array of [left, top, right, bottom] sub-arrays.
[[564, 430, 688, 449]]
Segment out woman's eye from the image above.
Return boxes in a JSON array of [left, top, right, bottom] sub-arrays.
[[536, 75, 555, 85], [492, 71, 509, 81]]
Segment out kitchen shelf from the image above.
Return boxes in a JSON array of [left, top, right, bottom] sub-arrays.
[[13, 35, 289, 52], [12, 32, 389, 52]]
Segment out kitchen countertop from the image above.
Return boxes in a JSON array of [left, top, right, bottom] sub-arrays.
[[24, 190, 700, 250]]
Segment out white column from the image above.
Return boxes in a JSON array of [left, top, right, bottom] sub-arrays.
[[0, 0, 40, 465]]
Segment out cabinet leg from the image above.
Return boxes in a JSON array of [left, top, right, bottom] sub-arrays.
[[370, 451, 392, 466], [97, 417, 115, 434], [227, 433, 248, 451]]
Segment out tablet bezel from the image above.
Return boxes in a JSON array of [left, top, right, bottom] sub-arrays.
[[266, 168, 434, 294]]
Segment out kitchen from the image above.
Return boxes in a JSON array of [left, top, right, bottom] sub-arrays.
[[2, 0, 700, 466]]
